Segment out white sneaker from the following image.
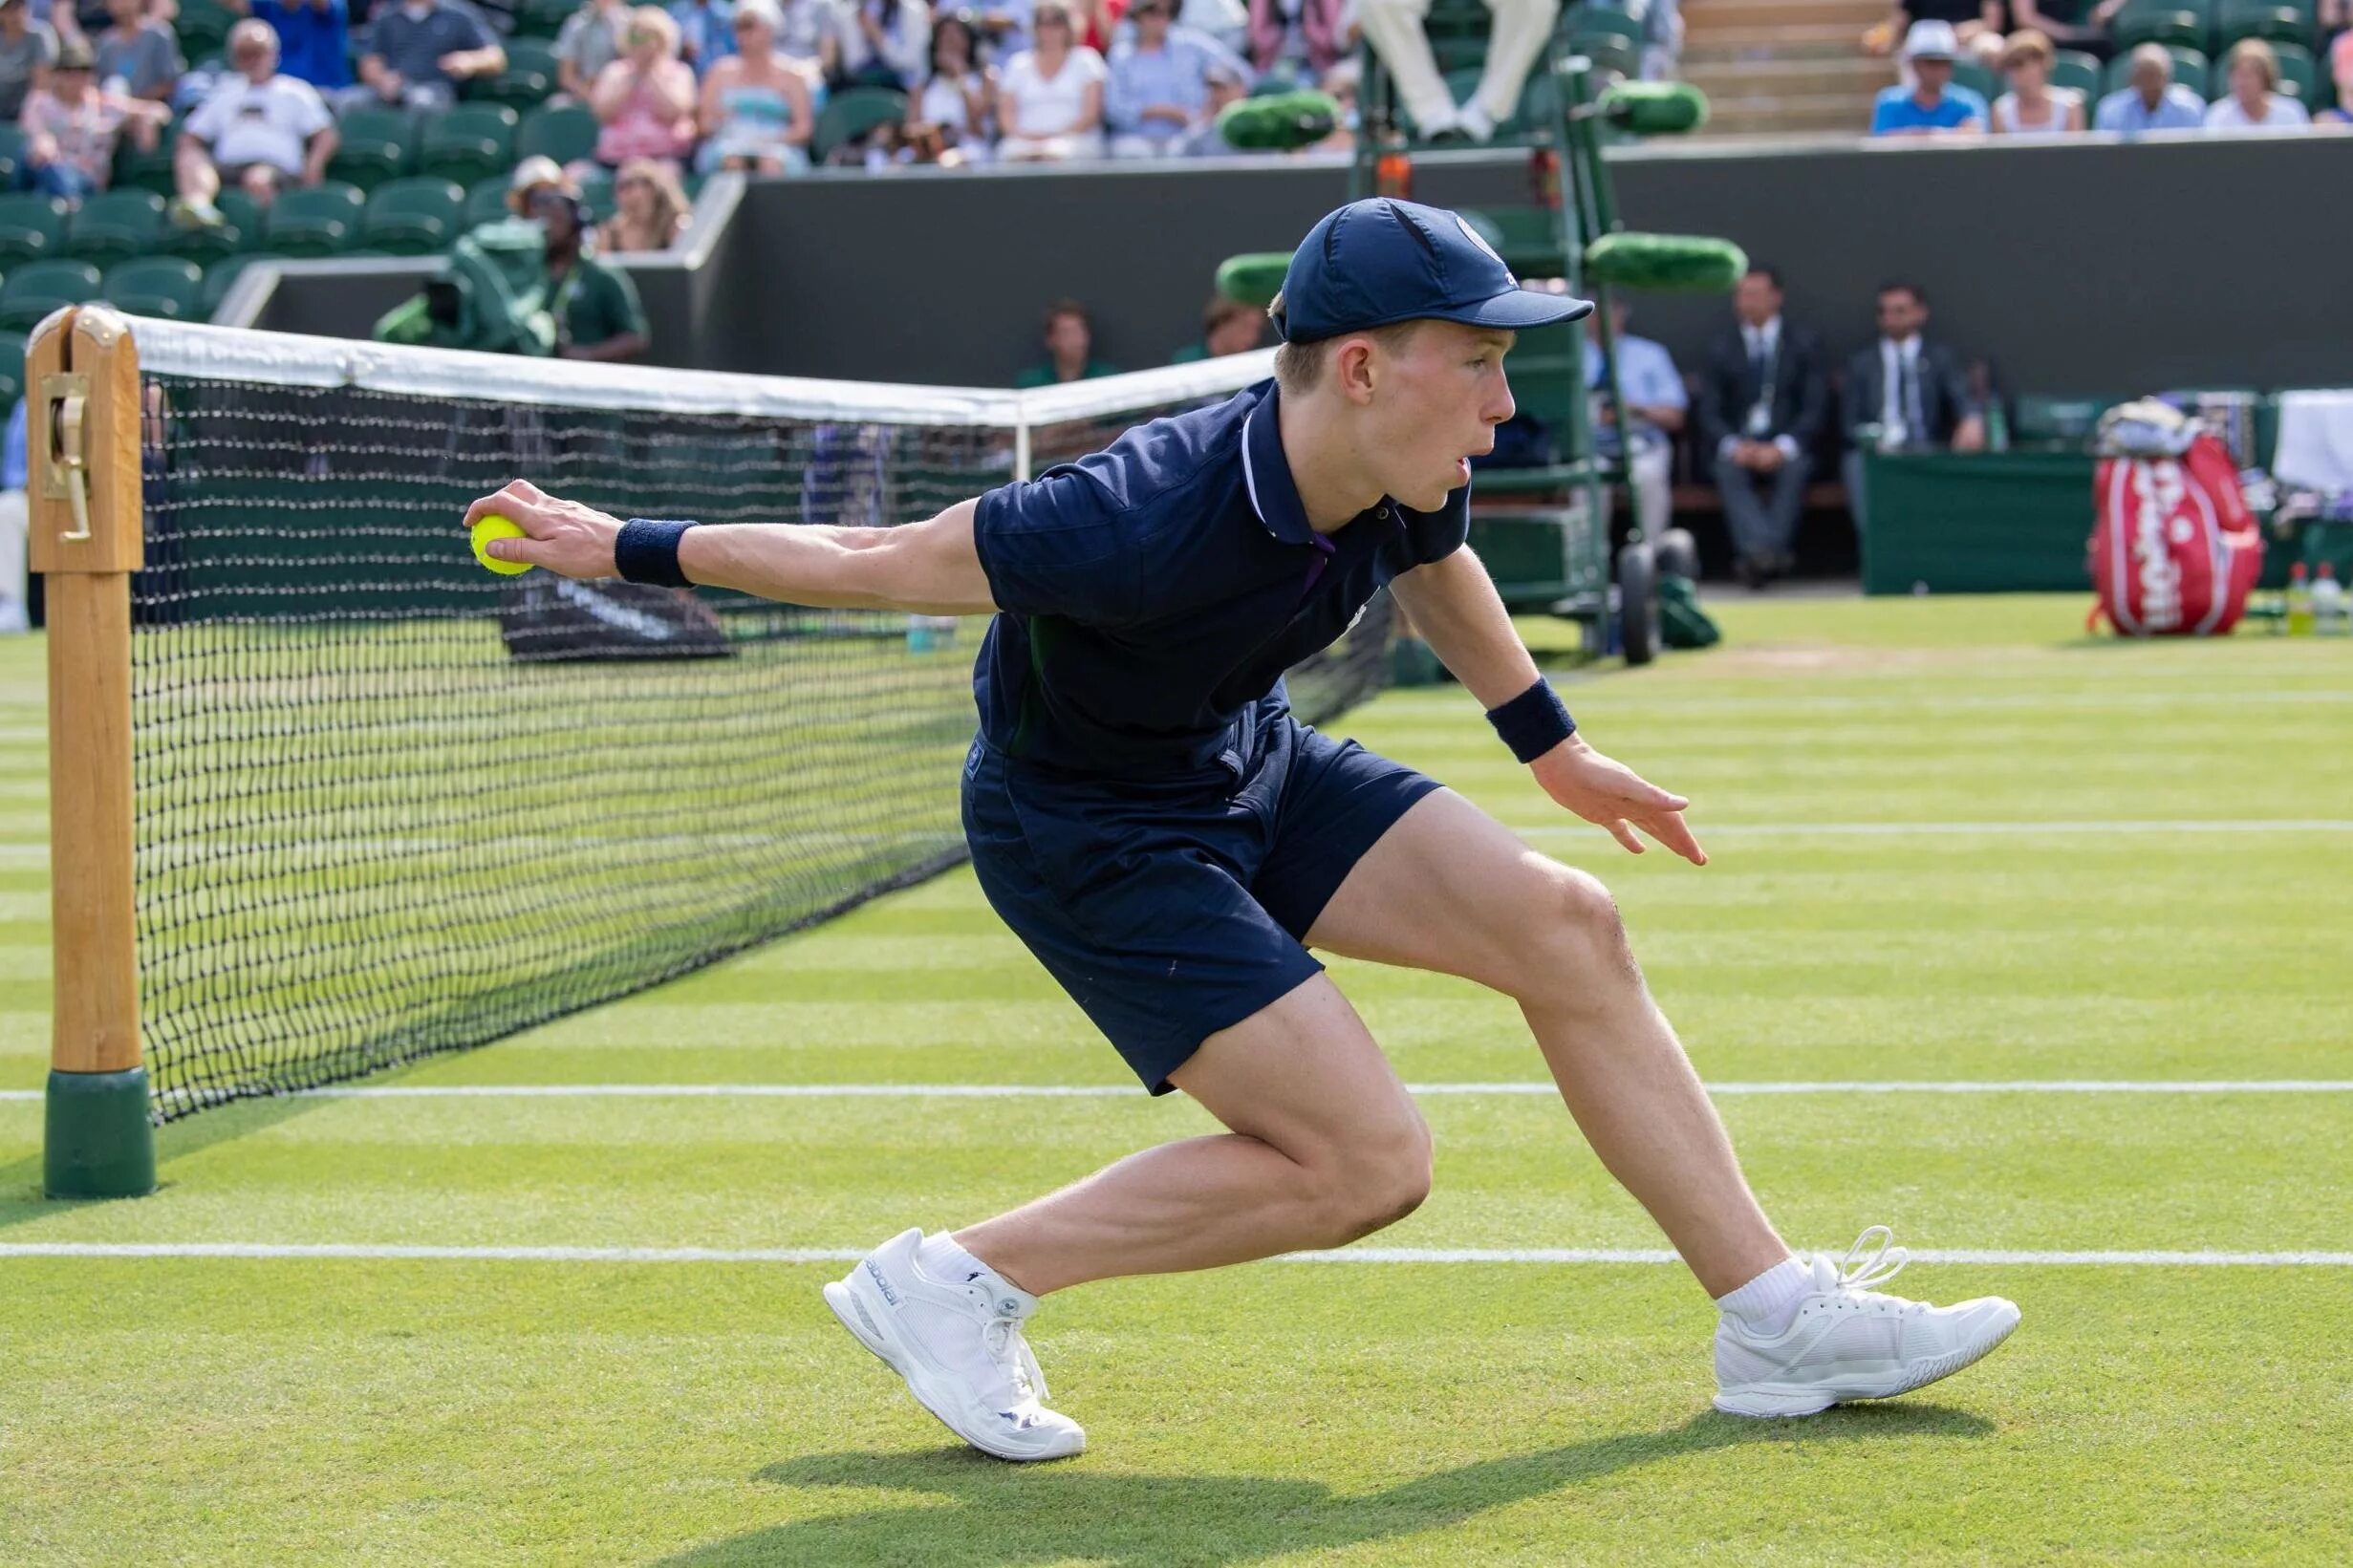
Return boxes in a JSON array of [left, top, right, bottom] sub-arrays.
[[1457, 103, 1496, 142], [823, 1227, 1086, 1461], [1713, 1227, 2020, 1418]]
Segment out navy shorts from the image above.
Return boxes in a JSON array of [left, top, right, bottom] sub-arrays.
[[961, 711, 1441, 1095]]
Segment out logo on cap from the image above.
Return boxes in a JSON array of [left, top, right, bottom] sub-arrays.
[[1456, 215, 1513, 283]]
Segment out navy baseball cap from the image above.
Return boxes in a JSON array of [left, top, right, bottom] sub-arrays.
[[1268, 199, 1593, 344]]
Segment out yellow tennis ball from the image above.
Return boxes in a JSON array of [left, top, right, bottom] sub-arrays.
[[471, 514, 532, 576]]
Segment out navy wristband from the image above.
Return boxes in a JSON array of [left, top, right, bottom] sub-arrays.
[[1486, 677, 1576, 763], [615, 518, 697, 587]]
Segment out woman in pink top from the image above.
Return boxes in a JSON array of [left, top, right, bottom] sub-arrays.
[[590, 7, 700, 169]]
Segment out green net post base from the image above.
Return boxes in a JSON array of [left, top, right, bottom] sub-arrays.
[[44, 1067, 157, 1199]]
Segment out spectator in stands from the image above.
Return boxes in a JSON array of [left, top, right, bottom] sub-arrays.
[[771, 0, 845, 83], [558, 0, 634, 98], [2325, 30, 2353, 123], [1014, 296, 1116, 385], [2006, 0, 2125, 63], [839, 0, 929, 87], [19, 35, 167, 199], [593, 6, 699, 167], [903, 8, 994, 163], [1245, 0, 1345, 83], [1695, 264, 1827, 589], [2205, 38, 2309, 130], [1170, 293, 1265, 361], [1176, 54, 1243, 151], [596, 153, 689, 249], [1838, 280, 1983, 534], [524, 172, 652, 362], [356, 0, 507, 109], [1869, 21, 1987, 135], [1864, 1, 2000, 70], [1305, 54, 1355, 150], [695, 0, 812, 171], [227, 0, 352, 94], [266, 0, 353, 92], [1642, 0, 1682, 81], [1991, 28, 2083, 133], [93, 0, 179, 101], [1106, 0, 1228, 157], [997, 0, 1105, 160], [1358, 0, 1555, 141], [0, 0, 60, 122], [2093, 42, 2203, 133], [669, 0, 736, 76], [1178, 0, 1247, 56], [1586, 296, 1684, 545], [172, 19, 335, 222]]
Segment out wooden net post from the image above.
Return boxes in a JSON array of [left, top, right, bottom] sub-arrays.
[[31, 306, 152, 1199]]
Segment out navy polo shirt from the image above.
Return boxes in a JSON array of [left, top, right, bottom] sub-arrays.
[[970, 378, 1470, 777]]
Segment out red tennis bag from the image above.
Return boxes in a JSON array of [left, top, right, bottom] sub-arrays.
[[2090, 433, 2264, 636]]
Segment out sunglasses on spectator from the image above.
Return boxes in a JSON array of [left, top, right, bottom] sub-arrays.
[[617, 177, 652, 189]]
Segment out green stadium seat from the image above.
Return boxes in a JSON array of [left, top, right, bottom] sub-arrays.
[[264, 182, 366, 255], [417, 104, 519, 187], [0, 259, 103, 330], [0, 331, 23, 407], [514, 0, 576, 38], [177, 0, 237, 56], [109, 120, 179, 197], [201, 251, 284, 316], [2013, 394, 2114, 447], [65, 189, 166, 266], [101, 256, 205, 320], [0, 128, 18, 188], [2051, 49, 2104, 98], [516, 101, 599, 167], [2105, 45, 2212, 97], [2111, 0, 2213, 50], [1570, 10, 1644, 79], [2271, 39, 2319, 98], [2217, 0, 2315, 45], [362, 177, 465, 254], [575, 165, 615, 222], [812, 87, 906, 162], [464, 175, 514, 228], [1951, 58, 1999, 102], [0, 193, 67, 263], [474, 37, 560, 109], [328, 106, 419, 190]]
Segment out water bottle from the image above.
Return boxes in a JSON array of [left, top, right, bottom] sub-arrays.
[[2314, 562, 2347, 634], [906, 614, 960, 654], [2285, 562, 2316, 636]]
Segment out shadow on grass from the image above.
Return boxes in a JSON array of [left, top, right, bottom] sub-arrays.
[[670, 1404, 1994, 1566], [0, 1090, 325, 1231]]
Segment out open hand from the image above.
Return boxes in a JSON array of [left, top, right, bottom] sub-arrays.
[[1528, 737, 1707, 865], [463, 480, 626, 578]]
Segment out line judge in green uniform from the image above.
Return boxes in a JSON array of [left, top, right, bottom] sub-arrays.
[[516, 166, 651, 365]]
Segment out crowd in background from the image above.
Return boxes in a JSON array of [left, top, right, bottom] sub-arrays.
[[1868, 11, 2353, 137]]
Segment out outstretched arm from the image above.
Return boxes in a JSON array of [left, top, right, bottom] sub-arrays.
[[1390, 548, 1706, 865], [461, 482, 1001, 616]]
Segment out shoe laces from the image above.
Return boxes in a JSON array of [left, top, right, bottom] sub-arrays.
[[1818, 1225, 1920, 1312], [980, 1303, 1040, 1403]]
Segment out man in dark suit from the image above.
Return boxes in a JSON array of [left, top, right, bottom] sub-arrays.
[[1695, 265, 1829, 588], [1840, 281, 1985, 536]]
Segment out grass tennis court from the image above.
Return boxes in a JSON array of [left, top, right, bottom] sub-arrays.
[[5, 593, 2349, 1563]]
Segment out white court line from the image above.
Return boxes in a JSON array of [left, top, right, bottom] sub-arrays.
[[1513, 820, 2353, 839], [1, 1242, 2347, 1266], [8, 1080, 2353, 1104]]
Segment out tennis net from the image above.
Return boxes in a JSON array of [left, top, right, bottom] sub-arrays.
[[110, 323, 1393, 1119]]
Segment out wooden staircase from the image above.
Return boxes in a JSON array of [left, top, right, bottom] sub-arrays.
[[1678, 0, 1900, 138]]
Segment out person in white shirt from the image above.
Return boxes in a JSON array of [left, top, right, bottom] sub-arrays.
[[1584, 296, 1686, 542], [997, 0, 1105, 160], [171, 19, 336, 224], [1989, 28, 2082, 135], [2204, 38, 2311, 132]]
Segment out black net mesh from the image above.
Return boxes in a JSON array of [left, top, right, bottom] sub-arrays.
[[129, 364, 1392, 1120]]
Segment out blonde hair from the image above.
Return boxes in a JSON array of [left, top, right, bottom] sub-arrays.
[[602, 158, 692, 250], [2228, 37, 2279, 92], [628, 5, 681, 56], [2000, 29, 2053, 69]]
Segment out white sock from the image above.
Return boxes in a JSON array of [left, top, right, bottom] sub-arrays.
[[916, 1230, 998, 1288], [1714, 1256, 1811, 1336]]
